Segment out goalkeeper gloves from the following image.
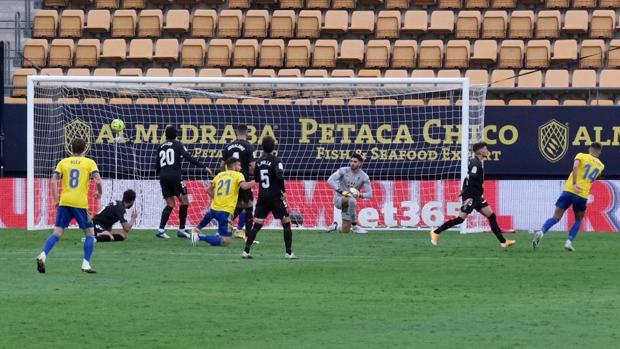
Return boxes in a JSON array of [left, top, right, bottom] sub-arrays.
[[337, 189, 352, 197]]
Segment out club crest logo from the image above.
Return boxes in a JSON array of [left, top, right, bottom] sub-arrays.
[[64, 118, 93, 155], [538, 119, 568, 163]]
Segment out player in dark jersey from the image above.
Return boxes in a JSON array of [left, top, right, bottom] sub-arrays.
[[221, 125, 256, 239], [92, 189, 137, 242], [155, 125, 211, 239], [429, 142, 516, 248], [243, 136, 296, 259]]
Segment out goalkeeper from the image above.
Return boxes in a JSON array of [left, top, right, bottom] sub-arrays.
[[327, 154, 372, 234]]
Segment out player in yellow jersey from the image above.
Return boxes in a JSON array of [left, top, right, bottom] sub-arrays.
[[190, 158, 256, 247], [533, 142, 604, 251], [36, 138, 103, 273]]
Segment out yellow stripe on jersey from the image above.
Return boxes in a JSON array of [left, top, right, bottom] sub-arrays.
[[55, 156, 99, 209], [211, 170, 246, 215], [563, 152, 605, 199]]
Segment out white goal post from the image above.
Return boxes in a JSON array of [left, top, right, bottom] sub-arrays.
[[27, 76, 486, 232]]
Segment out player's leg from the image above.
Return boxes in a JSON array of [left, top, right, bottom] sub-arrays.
[[177, 192, 190, 238], [234, 210, 247, 239], [37, 206, 71, 273], [75, 208, 96, 273], [479, 205, 515, 248], [194, 211, 231, 246], [244, 200, 268, 256], [191, 208, 215, 246], [329, 197, 344, 232], [430, 198, 471, 246], [534, 192, 570, 249], [340, 197, 356, 233], [156, 196, 176, 239], [565, 198, 587, 251], [241, 190, 254, 238], [95, 230, 115, 242], [275, 198, 295, 258]]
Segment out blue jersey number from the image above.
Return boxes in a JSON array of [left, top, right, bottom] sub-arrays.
[[582, 164, 600, 182], [69, 169, 80, 188], [216, 179, 231, 197]]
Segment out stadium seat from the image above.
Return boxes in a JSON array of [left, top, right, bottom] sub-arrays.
[[109, 97, 133, 104], [260, 39, 285, 68], [120, 67, 143, 76], [438, 69, 461, 78], [228, 0, 250, 8], [579, 40, 605, 68], [599, 69, 620, 88], [466, 0, 488, 8], [418, 40, 444, 68], [44, 0, 67, 7], [428, 99, 451, 106], [199, 68, 222, 77], [456, 11, 482, 39], [509, 11, 534, 39], [544, 69, 569, 87], [490, 69, 515, 87], [135, 98, 159, 104], [74, 39, 100, 67], [545, 0, 568, 8], [439, 0, 462, 9], [23, 39, 49, 67], [445, 40, 470, 68], [571, 69, 596, 87], [375, 11, 400, 39], [312, 40, 338, 67], [40, 68, 63, 79], [401, 11, 427, 34], [138, 9, 162, 37], [348, 98, 371, 106], [306, 0, 330, 7], [269, 99, 293, 105], [218, 10, 243, 37], [244, 10, 269, 38], [145, 67, 168, 78], [59, 10, 84, 37], [331, 69, 354, 78], [391, 40, 417, 68], [112, 10, 137, 37], [48, 39, 75, 67], [517, 69, 542, 88], [386, 0, 409, 8], [154, 38, 179, 64], [279, 0, 303, 8], [498, 40, 524, 68], [590, 10, 615, 39], [323, 10, 348, 34], [374, 99, 398, 105], [122, 0, 145, 9], [491, 0, 515, 8], [233, 39, 259, 67], [536, 99, 560, 106], [164, 9, 189, 34], [482, 11, 507, 38], [507, 99, 532, 106], [385, 69, 408, 78], [304, 69, 328, 78], [358, 69, 381, 78], [414, 0, 436, 5], [241, 98, 265, 105], [286, 39, 311, 68], [470, 40, 497, 64], [225, 68, 249, 77], [127, 39, 153, 63], [93, 68, 117, 76], [600, 0, 620, 7], [590, 99, 614, 106], [429, 11, 455, 34], [252, 68, 276, 77], [191, 10, 217, 38], [277, 68, 301, 77], [207, 39, 233, 67], [550, 40, 577, 64], [33, 10, 59, 38], [536, 11, 561, 39], [57, 97, 80, 104], [96, 0, 119, 9], [573, 0, 596, 8], [322, 98, 345, 105], [525, 40, 551, 68], [83, 97, 106, 104], [338, 40, 364, 64], [608, 40, 620, 68], [366, 40, 390, 68], [563, 11, 588, 35], [271, 10, 295, 38], [465, 69, 489, 85], [178, 39, 204, 67], [411, 69, 435, 78], [12, 68, 37, 97], [172, 68, 196, 79], [297, 10, 321, 38], [333, 0, 356, 8], [85, 10, 110, 34], [100, 39, 126, 63], [402, 99, 425, 106], [349, 11, 374, 34]]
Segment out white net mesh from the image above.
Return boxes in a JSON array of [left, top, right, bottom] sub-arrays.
[[29, 78, 486, 232]]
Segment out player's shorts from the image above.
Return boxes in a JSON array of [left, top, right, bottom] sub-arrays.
[[197, 209, 232, 237], [255, 195, 289, 220], [237, 188, 253, 204], [93, 221, 112, 235], [334, 195, 356, 222], [55, 206, 93, 229], [460, 196, 489, 214], [555, 191, 588, 213], [160, 176, 187, 199]]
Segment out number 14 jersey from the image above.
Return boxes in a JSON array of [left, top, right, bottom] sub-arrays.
[[563, 152, 605, 199]]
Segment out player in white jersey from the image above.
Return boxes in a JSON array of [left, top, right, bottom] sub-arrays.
[[327, 154, 373, 234]]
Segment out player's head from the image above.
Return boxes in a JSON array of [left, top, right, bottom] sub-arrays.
[[262, 136, 276, 154], [472, 142, 489, 157], [235, 125, 248, 139], [71, 138, 87, 155], [589, 142, 602, 157], [165, 125, 177, 140], [350, 153, 363, 171], [226, 157, 241, 172], [122, 189, 136, 208]]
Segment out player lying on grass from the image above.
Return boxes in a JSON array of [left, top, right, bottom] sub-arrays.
[[92, 189, 137, 242], [37, 138, 102, 274], [327, 153, 373, 234], [533, 142, 604, 251], [243, 136, 296, 259], [191, 158, 256, 247], [430, 142, 516, 249]]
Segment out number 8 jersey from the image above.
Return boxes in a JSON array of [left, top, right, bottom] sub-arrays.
[[563, 152, 605, 199], [54, 156, 99, 208], [210, 170, 246, 215]]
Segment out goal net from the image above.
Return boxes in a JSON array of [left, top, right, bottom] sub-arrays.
[[27, 76, 486, 232]]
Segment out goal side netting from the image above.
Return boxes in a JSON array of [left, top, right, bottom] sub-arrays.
[[27, 77, 486, 232]]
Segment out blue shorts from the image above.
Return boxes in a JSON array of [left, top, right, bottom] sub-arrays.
[[196, 209, 232, 237], [55, 206, 94, 229], [555, 191, 588, 213]]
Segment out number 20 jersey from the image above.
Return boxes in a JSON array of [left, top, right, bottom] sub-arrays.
[[563, 152, 605, 199]]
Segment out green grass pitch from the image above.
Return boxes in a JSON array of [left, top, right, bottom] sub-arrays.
[[1, 229, 620, 349]]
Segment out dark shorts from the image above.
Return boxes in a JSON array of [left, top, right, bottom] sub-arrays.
[[93, 221, 112, 235], [555, 191, 588, 213], [197, 209, 232, 237], [460, 196, 489, 214], [55, 206, 93, 229], [255, 196, 289, 220], [160, 176, 187, 199], [237, 188, 253, 204]]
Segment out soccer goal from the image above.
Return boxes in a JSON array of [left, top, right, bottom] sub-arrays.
[[27, 76, 487, 232]]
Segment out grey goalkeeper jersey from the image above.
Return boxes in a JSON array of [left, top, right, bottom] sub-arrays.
[[328, 167, 373, 199]]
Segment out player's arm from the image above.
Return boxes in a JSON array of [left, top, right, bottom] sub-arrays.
[[179, 143, 212, 175], [92, 171, 102, 199], [328, 168, 350, 196], [121, 210, 138, 233], [571, 158, 582, 192], [155, 148, 161, 175], [360, 176, 373, 199], [50, 171, 61, 206], [248, 144, 256, 177], [240, 180, 256, 190], [206, 182, 214, 198], [276, 161, 286, 194]]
